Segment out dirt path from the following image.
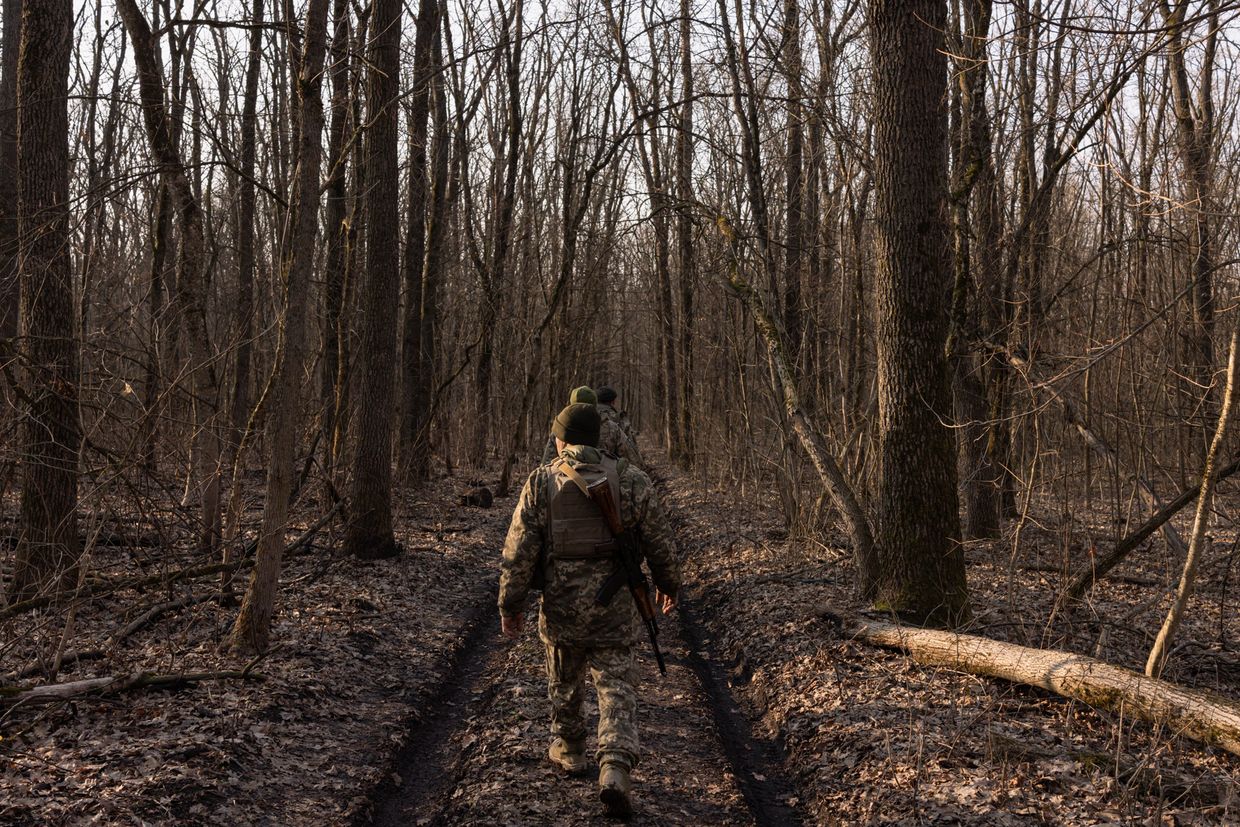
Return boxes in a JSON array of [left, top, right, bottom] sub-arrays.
[[367, 587, 799, 825]]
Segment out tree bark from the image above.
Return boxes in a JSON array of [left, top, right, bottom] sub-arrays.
[[117, 0, 222, 554], [319, 0, 353, 492], [398, 0, 441, 479], [9, 0, 79, 602], [828, 611, 1240, 759], [0, 0, 20, 342], [869, 0, 968, 625], [230, 0, 331, 654], [1161, 0, 1218, 399], [345, 0, 402, 560], [675, 0, 695, 466], [1146, 328, 1236, 677]]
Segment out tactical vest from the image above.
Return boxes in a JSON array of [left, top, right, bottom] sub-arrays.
[[547, 456, 620, 560]]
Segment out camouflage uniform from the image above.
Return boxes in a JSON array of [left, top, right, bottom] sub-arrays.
[[540, 433, 560, 465], [598, 404, 642, 466], [498, 444, 680, 770]]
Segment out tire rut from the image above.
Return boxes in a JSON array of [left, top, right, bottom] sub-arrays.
[[362, 591, 506, 827], [362, 465, 806, 826]]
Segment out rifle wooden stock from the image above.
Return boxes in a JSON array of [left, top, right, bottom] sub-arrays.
[[587, 478, 625, 536]]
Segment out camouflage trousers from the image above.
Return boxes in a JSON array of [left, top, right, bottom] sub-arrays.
[[544, 641, 639, 769]]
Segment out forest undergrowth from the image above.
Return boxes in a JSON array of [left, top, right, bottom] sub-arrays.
[[0, 476, 508, 825], [669, 465, 1240, 825], [3, 460, 1239, 825]]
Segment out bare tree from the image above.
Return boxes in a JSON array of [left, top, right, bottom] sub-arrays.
[[345, 0, 402, 560], [8, 0, 78, 602], [869, 0, 968, 625], [231, 0, 332, 654]]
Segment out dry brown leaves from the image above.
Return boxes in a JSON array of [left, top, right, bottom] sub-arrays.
[[664, 469, 1240, 826], [1, 478, 510, 826]]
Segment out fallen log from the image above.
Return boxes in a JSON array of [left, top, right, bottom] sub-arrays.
[[1, 668, 264, 706], [823, 610, 1240, 758]]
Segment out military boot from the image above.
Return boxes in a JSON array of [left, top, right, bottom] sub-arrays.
[[598, 761, 633, 818], [547, 737, 588, 775]]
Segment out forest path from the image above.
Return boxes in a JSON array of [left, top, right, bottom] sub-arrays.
[[365, 473, 802, 826]]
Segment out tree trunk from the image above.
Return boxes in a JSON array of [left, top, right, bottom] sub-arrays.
[[1162, 0, 1218, 412], [8, 0, 79, 602], [869, 0, 968, 625], [320, 0, 352, 492], [1146, 328, 1237, 677], [398, 0, 441, 479], [231, 0, 331, 654], [675, 0, 695, 466], [718, 217, 879, 595], [828, 611, 1240, 759], [227, 0, 264, 483], [475, 1, 523, 463], [0, 0, 20, 342], [345, 0, 402, 560], [117, 0, 221, 554], [411, 20, 450, 479], [781, 0, 804, 367]]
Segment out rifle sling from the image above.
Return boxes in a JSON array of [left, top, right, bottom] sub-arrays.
[[555, 459, 591, 497]]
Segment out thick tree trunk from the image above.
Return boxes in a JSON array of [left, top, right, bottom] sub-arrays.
[[231, 0, 331, 654], [0, 0, 20, 342], [345, 0, 402, 560], [828, 611, 1240, 758], [9, 0, 79, 602], [398, 0, 441, 479], [869, 0, 968, 625]]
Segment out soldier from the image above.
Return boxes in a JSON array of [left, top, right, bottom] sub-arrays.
[[595, 386, 642, 466], [540, 386, 597, 464], [499, 402, 680, 817]]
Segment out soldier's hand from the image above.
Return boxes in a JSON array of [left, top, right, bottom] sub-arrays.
[[501, 612, 525, 639], [656, 590, 677, 614]]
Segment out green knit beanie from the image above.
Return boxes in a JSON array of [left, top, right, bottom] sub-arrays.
[[569, 385, 597, 405], [551, 403, 601, 447]]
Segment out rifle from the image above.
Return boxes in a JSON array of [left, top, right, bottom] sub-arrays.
[[587, 478, 667, 675]]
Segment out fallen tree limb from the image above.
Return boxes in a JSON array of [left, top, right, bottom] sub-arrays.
[[5, 593, 220, 681], [0, 503, 341, 620], [1, 668, 265, 706], [824, 610, 1240, 758], [1063, 456, 1240, 600]]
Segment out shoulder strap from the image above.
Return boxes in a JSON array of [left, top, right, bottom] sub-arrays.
[[554, 459, 591, 497]]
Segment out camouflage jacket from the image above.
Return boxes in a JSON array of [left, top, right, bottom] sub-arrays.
[[498, 445, 680, 645], [540, 433, 560, 465], [598, 404, 642, 466]]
